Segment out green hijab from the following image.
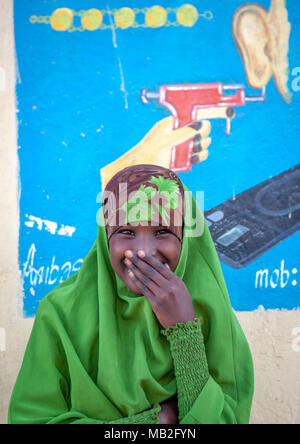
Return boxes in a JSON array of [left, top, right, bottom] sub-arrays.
[[8, 169, 254, 424]]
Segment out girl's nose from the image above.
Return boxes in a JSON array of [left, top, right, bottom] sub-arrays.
[[137, 248, 156, 258], [136, 237, 156, 256], [137, 245, 156, 257]]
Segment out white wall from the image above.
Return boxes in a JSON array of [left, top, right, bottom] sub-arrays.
[[0, 0, 35, 424], [0, 0, 299, 424]]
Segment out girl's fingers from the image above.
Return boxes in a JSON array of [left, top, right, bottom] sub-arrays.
[[136, 251, 172, 280], [127, 260, 161, 295], [127, 265, 157, 304], [126, 253, 168, 288]]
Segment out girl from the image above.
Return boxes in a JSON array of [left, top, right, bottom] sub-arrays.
[[8, 164, 254, 424]]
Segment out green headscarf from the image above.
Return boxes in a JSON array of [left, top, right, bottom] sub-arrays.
[[8, 167, 254, 424]]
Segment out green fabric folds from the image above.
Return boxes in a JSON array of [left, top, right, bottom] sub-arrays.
[[8, 181, 254, 424]]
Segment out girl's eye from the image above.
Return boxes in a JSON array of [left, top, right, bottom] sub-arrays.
[[119, 229, 134, 235], [156, 229, 171, 235]]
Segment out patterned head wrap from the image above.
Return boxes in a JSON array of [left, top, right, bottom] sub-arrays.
[[102, 164, 185, 243]]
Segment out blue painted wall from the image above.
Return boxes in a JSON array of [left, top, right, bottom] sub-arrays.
[[14, 0, 300, 316]]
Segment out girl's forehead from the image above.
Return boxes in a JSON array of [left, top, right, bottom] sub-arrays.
[[103, 166, 185, 244]]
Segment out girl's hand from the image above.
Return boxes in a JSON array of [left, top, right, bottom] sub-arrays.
[[158, 395, 179, 424], [124, 250, 195, 329]]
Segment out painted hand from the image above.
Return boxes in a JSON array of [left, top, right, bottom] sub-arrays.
[[100, 117, 211, 190]]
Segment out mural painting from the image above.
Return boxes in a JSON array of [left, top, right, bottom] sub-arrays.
[[14, 0, 299, 316]]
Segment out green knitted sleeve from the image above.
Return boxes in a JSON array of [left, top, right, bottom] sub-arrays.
[[161, 319, 210, 422], [110, 403, 161, 424]]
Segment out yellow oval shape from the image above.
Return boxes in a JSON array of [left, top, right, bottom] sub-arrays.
[[114, 8, 135, 29], [81, 9, 103, 31], [50, 8, 73, 31], [145, 6, 167, 28], [177, 4, 198, 27]]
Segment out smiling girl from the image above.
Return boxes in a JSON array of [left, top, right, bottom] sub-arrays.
[[8, 164, 254, 424]]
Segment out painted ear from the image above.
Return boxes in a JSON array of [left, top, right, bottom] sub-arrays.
[[267, 0, 292, 104], [232, 1, 292, 103], [232, 4, 272, 90]]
